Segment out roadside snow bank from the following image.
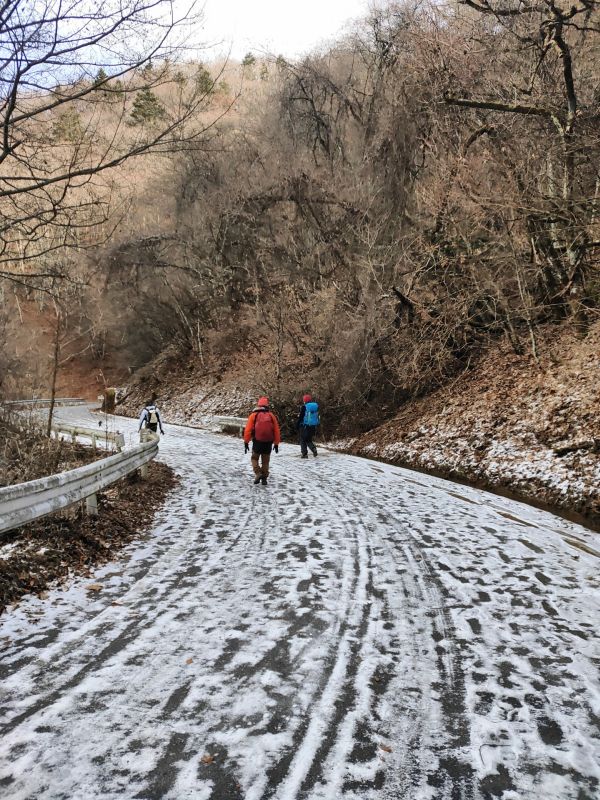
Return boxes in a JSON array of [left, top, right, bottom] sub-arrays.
[[348, 322, 600, 526]]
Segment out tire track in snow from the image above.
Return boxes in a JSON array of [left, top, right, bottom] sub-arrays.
[[295, 556, 379, 798], [400, 538, 476, 798], [307, 459, 476, 799], [260, 478, 427, 800], [240, 495, 364, 800], [296, 493, 401, 799], [1, 410, 599, 800], [258, 502, 372, 800]]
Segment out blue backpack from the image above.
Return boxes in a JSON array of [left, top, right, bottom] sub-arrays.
[[304, 401, 320, 427]]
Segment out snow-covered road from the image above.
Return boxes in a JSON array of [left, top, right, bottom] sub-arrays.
[[1, 407, 599, 800]]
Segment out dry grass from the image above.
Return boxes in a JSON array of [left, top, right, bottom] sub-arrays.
[[0, 411, 102, 487]]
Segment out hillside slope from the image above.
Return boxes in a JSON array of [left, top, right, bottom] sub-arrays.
[[116, 320, 600, 528], [347, 321, 600, 527]]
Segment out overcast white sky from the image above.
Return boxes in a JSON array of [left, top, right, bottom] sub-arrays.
[[199, 0, 370, 59]]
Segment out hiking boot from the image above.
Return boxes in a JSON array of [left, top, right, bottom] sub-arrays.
[[312, 449, 317, 457], [261, 476, 267, 486], [254, 476, 261, 484], [301, 453, 308, 459]]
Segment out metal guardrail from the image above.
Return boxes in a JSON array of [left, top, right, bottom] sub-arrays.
[[0, 438, 159, 534], [51, 422, 125, 451], [212, 415, 246, 435]]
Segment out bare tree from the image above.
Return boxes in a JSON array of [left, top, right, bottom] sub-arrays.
[[0, 0, 228, 289], [443, 0, 600, 322], [14, 0, 597, 423]]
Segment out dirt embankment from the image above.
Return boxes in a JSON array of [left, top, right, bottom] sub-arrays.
[[345, 321, 600, 527], [116, 344, 269, 424]]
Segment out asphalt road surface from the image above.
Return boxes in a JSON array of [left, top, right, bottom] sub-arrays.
[[1, 407, 599, 799]]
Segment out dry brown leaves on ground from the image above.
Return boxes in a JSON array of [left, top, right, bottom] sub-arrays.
[[0, 461, 177, 614]]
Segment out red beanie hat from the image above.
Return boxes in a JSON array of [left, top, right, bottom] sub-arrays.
[[258, 396, 269, 406], [303, 394, 312, 403]]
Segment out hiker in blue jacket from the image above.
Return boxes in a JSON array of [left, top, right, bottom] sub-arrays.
[[297, 393, 319, 458]]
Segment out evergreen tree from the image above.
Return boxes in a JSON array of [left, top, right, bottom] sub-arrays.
[[52, 109, 82, 142], [128, 88, 166, 125], [93, 68, 108, 88], [92, 68, 125, 102], [242, 52, 256, 78], [173, 70, 187, 87], [195, 65, 213, 95], [110, 78, 125, 102]]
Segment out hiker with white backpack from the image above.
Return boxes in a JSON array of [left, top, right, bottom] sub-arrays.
[[138, 400, 165, 436], [297, 393, 319, 458]]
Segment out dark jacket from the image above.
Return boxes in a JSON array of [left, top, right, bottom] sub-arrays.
[[296, 404, 306, 429]]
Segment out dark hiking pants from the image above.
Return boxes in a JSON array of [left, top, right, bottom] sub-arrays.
[[299, 425, 317, 456]]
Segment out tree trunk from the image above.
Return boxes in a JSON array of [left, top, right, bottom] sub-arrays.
[[46, 311, 61, 437]]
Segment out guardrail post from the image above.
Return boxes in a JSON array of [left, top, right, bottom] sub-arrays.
[[85, 493, 98, 516], [139, 430, 158, 478]]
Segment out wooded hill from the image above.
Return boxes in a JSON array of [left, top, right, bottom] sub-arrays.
[[3, 1, 600, 435]]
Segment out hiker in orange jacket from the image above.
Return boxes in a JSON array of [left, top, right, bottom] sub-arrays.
[[243, 396, 281, 486]]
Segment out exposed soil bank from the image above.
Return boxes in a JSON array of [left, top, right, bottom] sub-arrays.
[[117, 344, 257, 421], [344, 321, 600, 529]]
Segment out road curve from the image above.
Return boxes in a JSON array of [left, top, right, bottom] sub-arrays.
[[0, 407, 599, 799]]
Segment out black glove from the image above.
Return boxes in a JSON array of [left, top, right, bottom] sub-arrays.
[[274, 445, 279, 453], [244, 442, 249, 453]]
